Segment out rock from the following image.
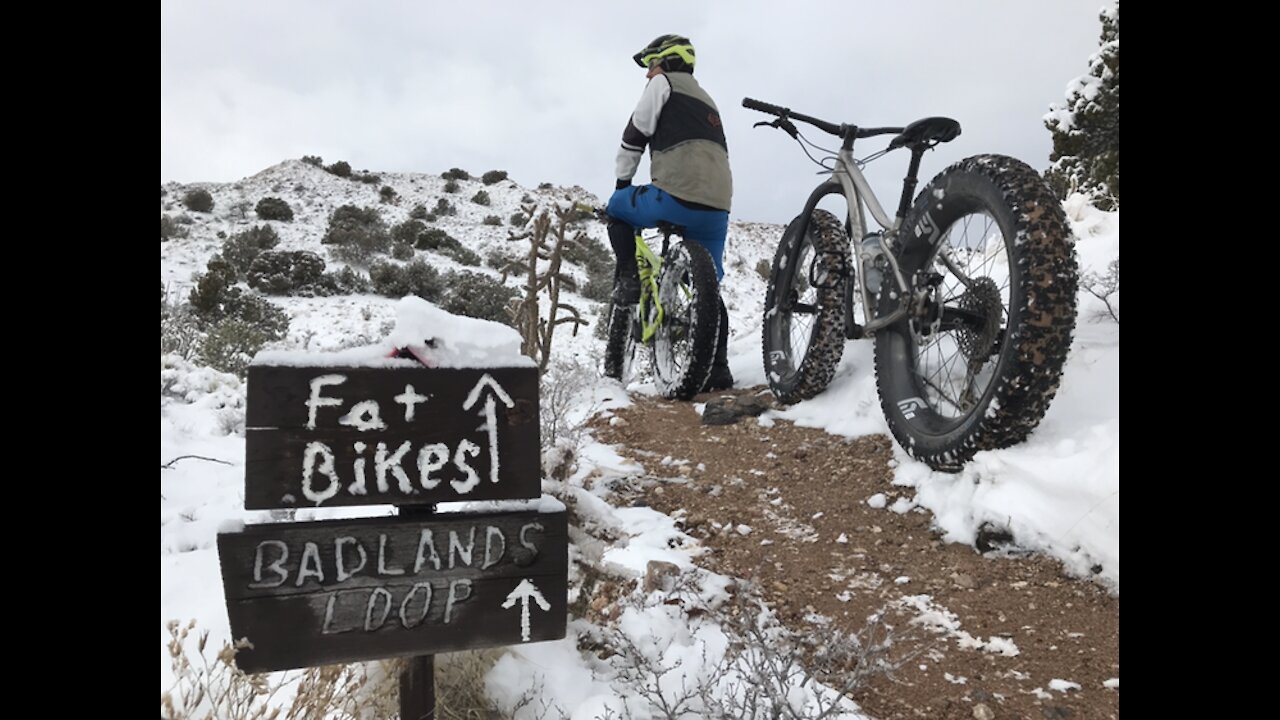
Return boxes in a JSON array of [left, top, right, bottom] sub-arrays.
[[701, 401, 740, 426], [701, 395, 772, 426], [973, 704, 995, 720], [644, 560, 681, 593]]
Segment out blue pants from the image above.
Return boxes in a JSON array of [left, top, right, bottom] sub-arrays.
[[607, 185, 729, 279]]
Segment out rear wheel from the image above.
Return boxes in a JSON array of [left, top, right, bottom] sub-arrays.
[[652, 240, 720, 400], [874, 154, 1078, 471], [762, 209, 849, 403]]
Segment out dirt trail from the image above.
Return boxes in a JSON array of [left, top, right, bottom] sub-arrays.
[[589, 387, 1119, 720]]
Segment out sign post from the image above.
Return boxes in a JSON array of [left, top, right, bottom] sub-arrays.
[[218, 363, 565, 717]]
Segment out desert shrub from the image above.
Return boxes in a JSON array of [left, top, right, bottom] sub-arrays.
[[247, 250, 326, 295], [161, 214, 188, 240], [433, 198, 457, 216], [438, 270, 518, 325], [369, 259, 445, 302], [222, 225, 280, 279], [188, 257, 238, 319], [254, 197, 294, 221], [391, 219, 426, 245], [182, 188, 214, 213], [321, 205, 391, 266], [415, 228, 480, 266], [443, 245, 481, 267], [199, 320, 270, 376], [755, 258, 772, 280], [312, 266, 372, 296], [160, 287, 201, 359]]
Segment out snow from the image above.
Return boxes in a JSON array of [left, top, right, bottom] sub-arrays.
[[256, 296, 533, 368], [162, 160, 1116, 714], [1049, 679, 1081, 692]]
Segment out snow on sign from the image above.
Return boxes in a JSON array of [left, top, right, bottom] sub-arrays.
[[218, 508, 568, 673], [244, 366, 539, 509]]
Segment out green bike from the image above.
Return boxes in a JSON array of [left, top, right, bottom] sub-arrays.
[[599, 216, 720, 401]]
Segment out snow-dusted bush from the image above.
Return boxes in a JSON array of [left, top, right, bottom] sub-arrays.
[[322, 205, 391, 266], [436, 270, 518, 326], [222, 225, 280, 279], [161, 214, 188, 240], [247, 250, 325, 295], [434, 197, 457, 216], [325, 160, 352, 178], [369, 258, 444, 302], [182, 188, 213, 213], [254, 197, 293, 221]]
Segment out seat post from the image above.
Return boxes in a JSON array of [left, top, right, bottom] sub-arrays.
[[896, 147, 927, 223]]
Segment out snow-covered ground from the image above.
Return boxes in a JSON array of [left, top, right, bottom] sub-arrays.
[[161, 163, 1117, 716]]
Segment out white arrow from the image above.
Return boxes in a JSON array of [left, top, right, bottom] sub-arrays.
[[502, 578, 551, 642], [462, 374, 515, 485]]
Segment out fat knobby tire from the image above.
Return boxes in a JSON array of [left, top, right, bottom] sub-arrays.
[[874, 154, 1078, 471], [654, 241, 721, 400], [762, 209, 849, 404]]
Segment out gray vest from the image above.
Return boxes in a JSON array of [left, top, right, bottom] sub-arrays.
[[650, 73, 733, 211]]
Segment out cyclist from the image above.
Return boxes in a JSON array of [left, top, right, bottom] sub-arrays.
[[606, 34, 735, 391]]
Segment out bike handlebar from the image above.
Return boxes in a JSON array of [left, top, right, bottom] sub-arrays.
[[742, 97, 905, 140]]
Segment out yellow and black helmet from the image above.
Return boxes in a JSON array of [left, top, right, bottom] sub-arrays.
[[633, 34, 696, 73]]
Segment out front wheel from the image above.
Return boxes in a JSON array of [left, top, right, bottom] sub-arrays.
[[874, 154, 1078, 471], [603, 302, 642, 386], [652, 241, 720, 400], [762, 209, 849, 404]]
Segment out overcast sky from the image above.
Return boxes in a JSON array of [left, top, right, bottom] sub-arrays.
[[161, 0, 1110, 225]]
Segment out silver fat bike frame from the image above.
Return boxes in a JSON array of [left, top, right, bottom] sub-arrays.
[[822, 149, 971, 339]]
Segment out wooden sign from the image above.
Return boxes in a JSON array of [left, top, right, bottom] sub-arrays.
[[218, 508, 567, 673], [244, 366, 539, 509]]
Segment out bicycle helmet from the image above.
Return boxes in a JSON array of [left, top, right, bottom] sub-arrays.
[[633, 34, 696, 73]]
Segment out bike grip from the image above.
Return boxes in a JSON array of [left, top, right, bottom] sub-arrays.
[[742, 97, 789, 116]]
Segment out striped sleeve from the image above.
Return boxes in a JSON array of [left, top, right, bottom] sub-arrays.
[[615, 76, 672, 182]]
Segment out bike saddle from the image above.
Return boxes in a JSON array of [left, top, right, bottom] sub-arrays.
[[656, 221, 687, 237], [889, 117, 962, 150]]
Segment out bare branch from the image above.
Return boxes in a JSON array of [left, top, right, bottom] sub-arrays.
[[162, 455, 234, 470]]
